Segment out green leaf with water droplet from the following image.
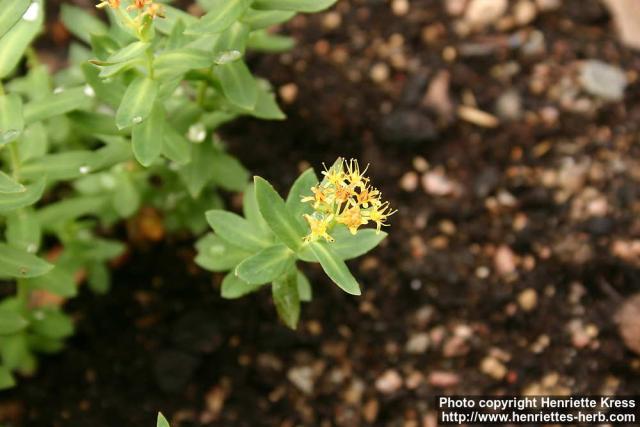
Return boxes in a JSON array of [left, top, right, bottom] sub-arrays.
[[29, 307, 74, 339], [0, 0, 30, 38], [23, 87, 93, 124], [0, 0, 44, 79], [215, 60, 257, 110], [162, 125, 191, 165], [115, 76, 158, 130], [154, 48, 212, 79], [132, 104, 164, 167], [21, 151, 97, 182], [195, 233, 251, 272], [0, 94, 24, 145], [0, 242, 52, 279], [205, 209, 272, 252], [5, 208, 40, 253]]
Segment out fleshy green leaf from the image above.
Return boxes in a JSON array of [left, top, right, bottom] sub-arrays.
[[286, 168, 318, 229], [254, 176, 305, 252], [154, 48, 212, 79], [220, 272, 264, 299], [187, 0, 252, 34], [29, 308, 74, 339], [87, 261, 110, 294], [0, 0, 44, 79], [297, 270, 312, 302], [162, 125, 191, 165], [0, 307, 28, 335], [0, 243, 52, 278], [205, 210, 271, 252], [308, 241, 360, 295], [272, 270, 299, 329], [0, 0, 30, 38], [235, 244, 293, 285], [81, 62, 125, 108], [0, 171, 25, 194], [247, 30, 294, 52], [0, 94, 24, 145], [36, 196, 108, 229], [195, 233, 251, 272], [0, 178, 45, 213], [23, 87, 92, 124], [112, 173, 139, 217], [0, 365, 15, 390], [210, 150, 249, 192], [106, 41, 149, 63], [252, 0, 337, 12], [21, 151, 97, 182], [157, 413, 171, 427], [115, 76, 158, 130], [60, 4, 107, 44], [27, 266, 77, 298], [5, 208, 40, 253], [242, 185, 270, 233], [68, 110, 123, 136], [298, 227, 387, 262], [241, 9, 295, 30], [132, 104, 164, 166], [216, 60, 257, 110]]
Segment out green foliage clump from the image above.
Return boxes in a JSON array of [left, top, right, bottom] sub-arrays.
[[0, 0, 340, 390]]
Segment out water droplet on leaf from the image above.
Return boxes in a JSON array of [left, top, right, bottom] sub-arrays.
[[83, 85, 96, 97], [0, 129, 20, 144], [79, 165, 91, 174], [214, 50, 242, 65], [132, 116, 143, 124], [187, 123, 206, 143], [22, 2, 39, 21]]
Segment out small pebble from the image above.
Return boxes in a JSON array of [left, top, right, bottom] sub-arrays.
[[615, 293, 640, 355], [279, 83, 298, 104], [370, 62, 390, 83], [322, 11, 341, 30], [287, 366, 314, 395], [518, 288, 538, 311], [391, 0, 410, 16], [428, 371, 460, 388], [580, 60, 627, 101], [405, 333, 430, 354], [400, 171, 419, 192], [480, 356, 508, 380], [375, 369, 403, 394], [514, 0, 537, 25], [464, 0, 508, 28]]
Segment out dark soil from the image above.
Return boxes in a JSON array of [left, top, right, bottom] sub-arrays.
[[2, 0, 640, 426]]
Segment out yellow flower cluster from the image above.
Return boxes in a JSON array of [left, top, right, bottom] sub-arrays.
[[97, 0, 165, 20], [302, 159, 396, 243]]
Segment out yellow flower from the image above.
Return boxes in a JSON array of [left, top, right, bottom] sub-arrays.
[[303, 214, 334, 242], [334, 184, 352, 205], [321, 162, 346, 187], [336, 206, 368, 235], [301, 185, 329, 210], [142, 2, 165, 18], [353, 185, 380, 208], [366, 201, 396, 234], [345, 159, 369, 189], [96, 0, 120, 9]]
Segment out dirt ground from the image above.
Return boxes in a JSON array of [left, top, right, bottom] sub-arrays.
[[2, 0, 640, 426]]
